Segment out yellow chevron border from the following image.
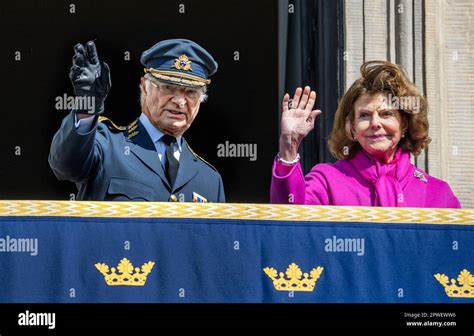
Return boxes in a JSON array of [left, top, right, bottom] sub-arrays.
[[0, 201, 473, 225]]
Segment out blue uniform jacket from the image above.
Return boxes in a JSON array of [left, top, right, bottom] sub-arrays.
[[48, 111, 225, 202]]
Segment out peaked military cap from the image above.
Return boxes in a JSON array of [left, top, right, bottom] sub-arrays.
[[140, 38, 218, 88]]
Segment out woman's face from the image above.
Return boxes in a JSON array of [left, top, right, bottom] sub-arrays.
[[352, 92, 405, 162]]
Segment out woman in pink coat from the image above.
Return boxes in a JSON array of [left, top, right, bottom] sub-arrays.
[[271, 61, 460, 208]]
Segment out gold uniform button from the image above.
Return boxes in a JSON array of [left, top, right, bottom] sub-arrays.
[[170, 194, 177, 202]]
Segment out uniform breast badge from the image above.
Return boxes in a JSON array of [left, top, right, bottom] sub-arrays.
[[192, 192, 208, 203]]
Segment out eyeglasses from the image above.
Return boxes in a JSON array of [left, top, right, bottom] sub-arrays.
[[149, 80, 202, 100]]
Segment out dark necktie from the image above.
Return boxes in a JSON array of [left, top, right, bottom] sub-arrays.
[[161, 134, 180, 187]]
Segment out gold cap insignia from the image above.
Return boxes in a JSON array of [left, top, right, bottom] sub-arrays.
[[263, 263, 324, 292], [95, 258, 155, 286], [172, 54, 192, 71], [434, 269, 474, 298]]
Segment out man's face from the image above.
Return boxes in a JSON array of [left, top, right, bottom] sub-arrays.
[[140, 77, 203, 136]]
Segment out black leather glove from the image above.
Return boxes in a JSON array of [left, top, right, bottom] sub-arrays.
[[69, 41, 111, 115]]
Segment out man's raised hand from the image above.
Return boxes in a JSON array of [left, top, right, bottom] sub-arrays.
[[69, 41, 111, 115]]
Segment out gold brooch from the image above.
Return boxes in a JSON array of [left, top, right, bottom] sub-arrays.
[[414, 170, 428, 182]]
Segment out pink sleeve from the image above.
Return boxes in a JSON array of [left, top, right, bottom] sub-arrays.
[[444, 185, 462, 208], [449, 197, 462, 208], [425, 177, 462, 208], [270, 159, 329, 205]]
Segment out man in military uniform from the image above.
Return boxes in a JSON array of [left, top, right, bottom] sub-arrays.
[[49, 39, 225, 202]]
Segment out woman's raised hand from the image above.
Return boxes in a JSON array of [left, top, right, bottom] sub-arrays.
[[279, 86, 321, 161]]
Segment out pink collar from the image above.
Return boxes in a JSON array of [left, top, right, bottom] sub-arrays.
[[349, 148, 415, 206]]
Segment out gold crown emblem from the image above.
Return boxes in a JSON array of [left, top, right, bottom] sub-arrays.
[[263, 263, 324, 292], [434, 269, 474, 298], [172, 54, 192, 71], [95, 258, 155, 286]]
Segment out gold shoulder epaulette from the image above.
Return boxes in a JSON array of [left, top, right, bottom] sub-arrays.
[[186, 141, 218, 172], [98, 116, 126, 132]]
